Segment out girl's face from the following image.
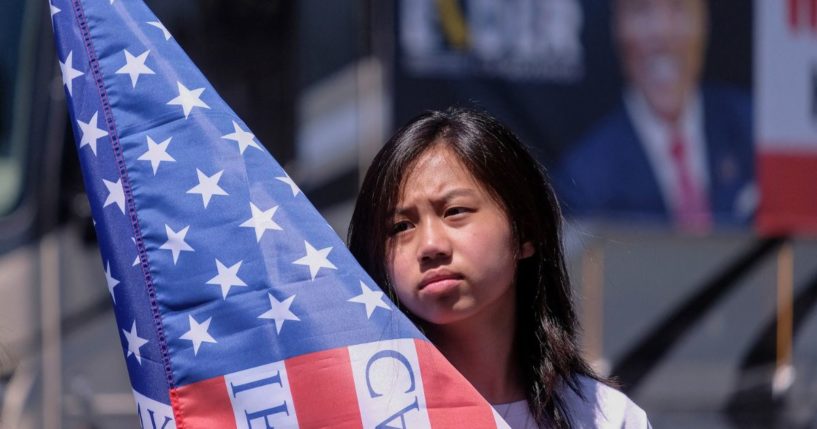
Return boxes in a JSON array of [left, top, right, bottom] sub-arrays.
[[387, 144, 532, 326]]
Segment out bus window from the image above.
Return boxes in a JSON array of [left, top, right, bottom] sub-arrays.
[[0, 0, 32, 216]]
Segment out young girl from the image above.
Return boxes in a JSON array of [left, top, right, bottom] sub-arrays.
[[348, 108, 650, 428]]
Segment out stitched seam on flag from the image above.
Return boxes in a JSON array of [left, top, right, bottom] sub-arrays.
[[69, 0, 181, 422]]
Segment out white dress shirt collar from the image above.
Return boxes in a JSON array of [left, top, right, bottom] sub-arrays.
[[623, 87, 709, 214]]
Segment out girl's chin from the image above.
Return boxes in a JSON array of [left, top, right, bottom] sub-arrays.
[[415, 304, 480, 328]]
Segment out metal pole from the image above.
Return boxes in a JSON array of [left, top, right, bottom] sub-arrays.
[[773, 241, 794, 396], [40, 233, 62, 429], [581, 241, 606, 375]]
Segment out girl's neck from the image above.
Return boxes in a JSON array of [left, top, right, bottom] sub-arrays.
[[423, 288, 525, 404]]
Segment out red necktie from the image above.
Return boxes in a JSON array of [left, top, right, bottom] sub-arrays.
[[669, 129, 712, 232]]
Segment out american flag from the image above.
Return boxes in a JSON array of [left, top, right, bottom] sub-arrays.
[[52, 0, 509, 427]]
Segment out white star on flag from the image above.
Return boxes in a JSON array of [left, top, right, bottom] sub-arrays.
[[123, 321, 149, 365], [187, 169, 228, 208], [207, 259, 247, 299], [50, 1, 60, 17], [276, 174, 301, 197], [59, 51, 84, 96], [131, 237, 140, 267], [146, 21, 172, 40], [259, 293, 300, 334], [180, 315, 217, 355], [348, 281, 391, 319], [137, 135, 175, 175], [105, 261, 120, 304], [102, 178, 126, 214], [240, 203, 282, 242], [76, 111, 107, 156], [167, 81, 209, 119], [116, 49, 155, 88], [159, 225, 194, 264], [293, 241, 337, 281], [221, 120, 261, 154]]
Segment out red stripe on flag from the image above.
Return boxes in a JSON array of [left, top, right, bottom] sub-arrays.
[[790, 0, 799, 30], [285, 348, 363, 429], [811, 0, 817, 30], [414, 339, 498, 428], [758, 151, 817, 235], [172, 377, 237, 429]]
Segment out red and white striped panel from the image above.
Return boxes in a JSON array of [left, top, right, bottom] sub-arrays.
[[756, 0, 817, 234], [171, 339, 508, 428]]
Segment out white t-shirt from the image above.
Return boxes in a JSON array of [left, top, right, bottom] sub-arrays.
[[493, 376, 651, 428]]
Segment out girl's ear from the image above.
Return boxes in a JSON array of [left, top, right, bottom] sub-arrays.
[[520, 241, 535, 259]]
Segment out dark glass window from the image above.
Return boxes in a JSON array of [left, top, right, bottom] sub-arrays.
[[0, 0, 29, 215]]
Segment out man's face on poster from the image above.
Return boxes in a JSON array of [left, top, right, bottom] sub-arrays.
[[615, 0, 707, 123]]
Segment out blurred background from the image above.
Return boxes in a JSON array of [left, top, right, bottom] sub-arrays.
[[2, 0, 816, 427]]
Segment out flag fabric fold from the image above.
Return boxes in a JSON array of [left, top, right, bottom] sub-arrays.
[[52, 0, 508, 427]]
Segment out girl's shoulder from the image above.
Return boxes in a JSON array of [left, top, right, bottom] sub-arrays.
[[561, 375, 652, 429]]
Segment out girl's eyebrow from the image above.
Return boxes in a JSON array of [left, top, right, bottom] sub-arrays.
[[439, 188, 479, 201], [392, 188, 479, 216]]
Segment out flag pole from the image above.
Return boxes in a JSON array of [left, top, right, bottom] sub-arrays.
[[581, 240, 606, 375], [773, 240, 794, 396]]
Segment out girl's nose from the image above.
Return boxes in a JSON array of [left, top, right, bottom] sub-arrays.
[[418, 219, 452, 263]]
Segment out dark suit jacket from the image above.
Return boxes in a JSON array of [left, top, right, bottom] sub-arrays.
[[554, 85, 754, 227]]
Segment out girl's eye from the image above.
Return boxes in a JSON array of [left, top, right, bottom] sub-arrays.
[[445, 207, 471, 217], [391, 220, 413, 235]]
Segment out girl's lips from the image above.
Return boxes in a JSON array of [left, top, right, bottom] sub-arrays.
[[418, 271, 463, 297], [419, 271, 462, 290], [419, 278, 461, 296]]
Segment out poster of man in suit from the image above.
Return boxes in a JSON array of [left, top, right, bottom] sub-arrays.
[[554, 0, 755, 231], [393, 0, 754, 232]]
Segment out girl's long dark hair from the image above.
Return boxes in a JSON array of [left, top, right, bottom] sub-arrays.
[[348, 108, 600, 428]]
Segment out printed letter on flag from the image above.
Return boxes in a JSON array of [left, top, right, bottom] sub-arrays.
[[51, 0, 509, 427]]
